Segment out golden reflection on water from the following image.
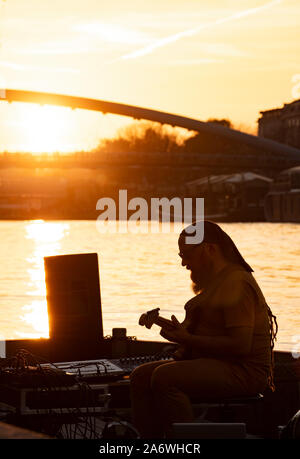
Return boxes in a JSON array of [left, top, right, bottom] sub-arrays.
[[22, 220, 69, 338], [0, 221, 298, 350]]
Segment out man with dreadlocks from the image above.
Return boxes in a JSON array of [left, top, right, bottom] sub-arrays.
[[130, 220, 278, 438]]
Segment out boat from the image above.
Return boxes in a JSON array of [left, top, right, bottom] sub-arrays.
[[264, 166, 300, 222], [185, 172, 273, 222]]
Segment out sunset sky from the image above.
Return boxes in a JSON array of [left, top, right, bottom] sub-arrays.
[[0, 0, 299, 152]]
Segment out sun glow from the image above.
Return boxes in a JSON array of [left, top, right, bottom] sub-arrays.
[[17, 104, 74, 153], [22, 220, 69, 337]]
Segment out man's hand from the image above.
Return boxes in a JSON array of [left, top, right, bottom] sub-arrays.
[[160, 315, 191, 345]]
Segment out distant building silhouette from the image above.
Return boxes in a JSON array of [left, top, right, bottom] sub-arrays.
[[258, 99, 300, 149], [185, 172, 273, 221]]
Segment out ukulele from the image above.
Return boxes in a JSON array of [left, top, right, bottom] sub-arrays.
[[139, 307, 193, 360]]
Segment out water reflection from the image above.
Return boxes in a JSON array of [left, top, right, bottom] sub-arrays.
[[0, 221, 298, 350], [21, 221, 69, 338]]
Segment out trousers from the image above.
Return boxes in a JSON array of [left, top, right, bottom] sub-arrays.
[[130, 358, 265, 438]]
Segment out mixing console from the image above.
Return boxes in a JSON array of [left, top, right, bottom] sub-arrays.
[[41, 354, 171, 382]]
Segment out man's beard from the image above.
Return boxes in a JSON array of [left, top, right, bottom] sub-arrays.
[[190, 266, 211, 294], [191, 281, 202, 294]]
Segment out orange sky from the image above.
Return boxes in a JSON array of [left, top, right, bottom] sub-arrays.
[[0, 0, 299, 152]]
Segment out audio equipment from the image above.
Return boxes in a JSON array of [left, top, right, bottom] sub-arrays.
[[44, 253, 103, 342], [0, 355, 171, 415], [0, 382, 111, 415], [40, 354, 171, 382]]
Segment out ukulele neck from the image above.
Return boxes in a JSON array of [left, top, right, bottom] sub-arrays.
[[153, 315, 173, 329]]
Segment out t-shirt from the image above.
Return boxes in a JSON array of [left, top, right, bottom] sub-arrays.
[[183, 264, 272, 384]]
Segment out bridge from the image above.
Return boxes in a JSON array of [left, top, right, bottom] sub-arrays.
[[1, 89, 300, 172]]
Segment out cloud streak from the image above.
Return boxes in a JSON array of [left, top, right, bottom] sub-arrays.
[[117, 0, 282, 61]]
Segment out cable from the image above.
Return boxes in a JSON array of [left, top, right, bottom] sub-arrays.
[[0, 349, 130, 438]]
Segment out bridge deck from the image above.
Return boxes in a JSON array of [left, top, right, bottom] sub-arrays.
[[1, 89, 300, 161]]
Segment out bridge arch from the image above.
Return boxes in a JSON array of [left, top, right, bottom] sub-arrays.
[[1, 89, 300, 161]]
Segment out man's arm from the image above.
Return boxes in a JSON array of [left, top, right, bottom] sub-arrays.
[[161, 278, 258, 358], [184, 326, 253, 357], [161, 316, 253, 357]]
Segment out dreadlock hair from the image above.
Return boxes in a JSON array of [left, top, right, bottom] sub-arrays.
[[266, 304, 278, 392]]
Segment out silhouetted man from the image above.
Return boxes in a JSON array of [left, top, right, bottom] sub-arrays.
[[130, 221, 277, 438]]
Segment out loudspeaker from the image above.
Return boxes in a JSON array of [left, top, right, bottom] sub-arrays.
[[44, 253, 103, 342]]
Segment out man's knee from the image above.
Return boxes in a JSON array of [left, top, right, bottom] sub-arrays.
[[151, 364, 173, 393], [130, 361, 160, 388], [130, 363, 147, 387]]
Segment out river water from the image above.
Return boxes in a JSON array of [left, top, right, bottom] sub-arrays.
[[0, 220, 299, 354]]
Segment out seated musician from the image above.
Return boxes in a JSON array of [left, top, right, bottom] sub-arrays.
[[130, 220, 278, 438]]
